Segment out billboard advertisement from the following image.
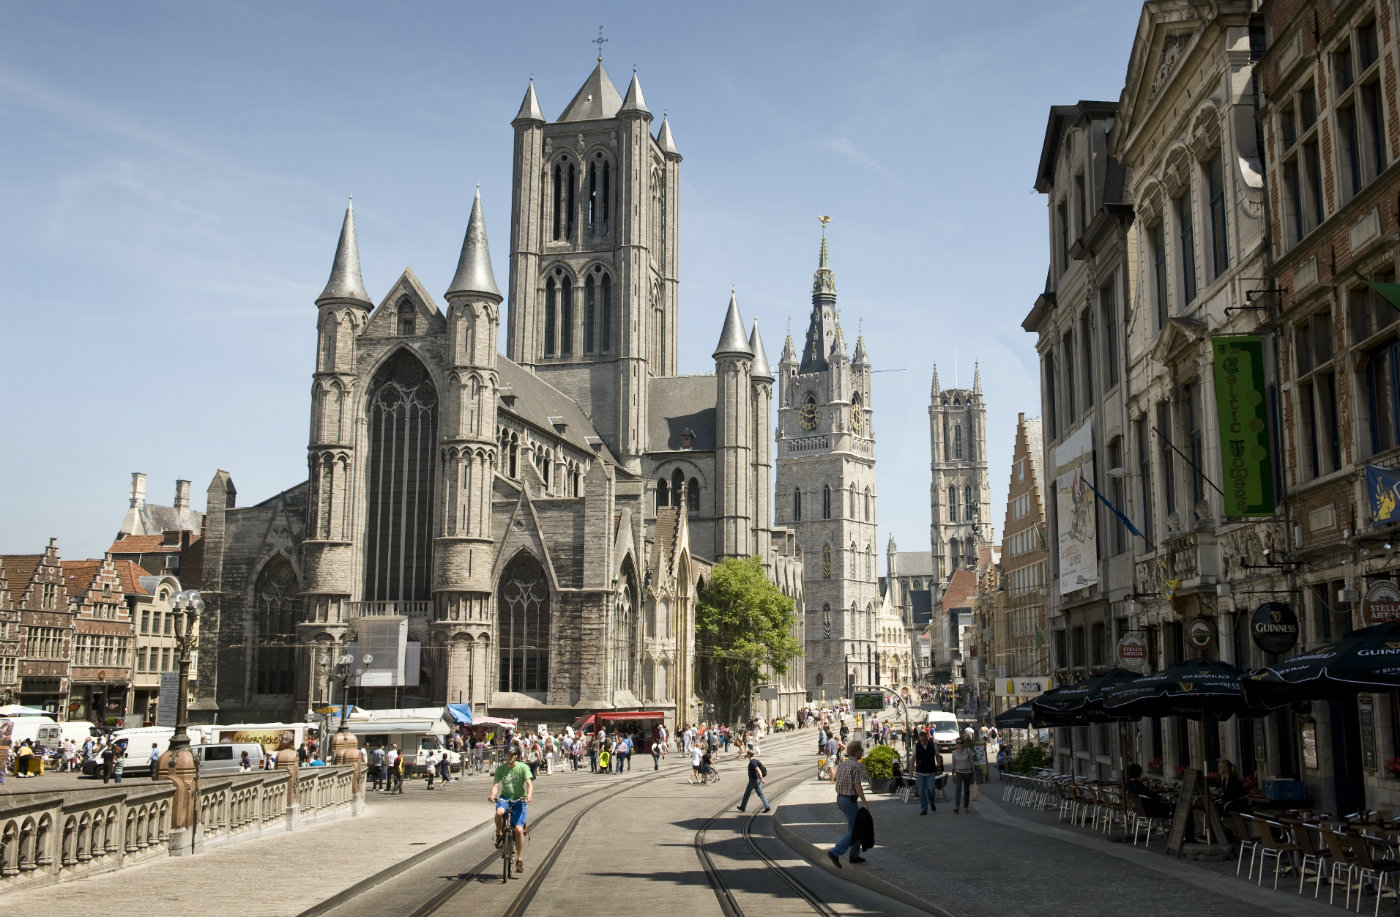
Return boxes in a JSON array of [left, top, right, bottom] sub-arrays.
[[1055, 422, 1098, 595]]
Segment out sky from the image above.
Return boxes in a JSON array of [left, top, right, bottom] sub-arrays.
[[0, 1, 1145, 565]]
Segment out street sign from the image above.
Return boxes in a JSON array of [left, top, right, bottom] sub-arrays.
[[156, 672, 179, 727], [853, 692, 883, 711]]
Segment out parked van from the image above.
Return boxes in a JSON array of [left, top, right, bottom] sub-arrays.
[[346, 716, 458, 772], [924, 711, 961, 753], [81, 726, 198, 777], [35, 722, 97, 750], [1, 716, 57, 748], [194, 743, 265, 775]]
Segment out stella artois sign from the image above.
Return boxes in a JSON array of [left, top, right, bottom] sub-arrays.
[[1363, 581, 1400, 626]]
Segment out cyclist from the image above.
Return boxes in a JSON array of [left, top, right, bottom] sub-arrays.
[[489, 745, 534, 873]]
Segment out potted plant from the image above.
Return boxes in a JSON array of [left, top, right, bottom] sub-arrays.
[[1386, 756, 1400, 778], [862, 744, 900, 793]]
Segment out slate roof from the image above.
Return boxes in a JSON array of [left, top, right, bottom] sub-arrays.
[[109, 533, 192, 556], [558, 63, 623, 122], [497, 357, 617, 464], [646, 375, 717, 451]]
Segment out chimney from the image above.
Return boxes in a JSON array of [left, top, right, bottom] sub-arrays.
[[130, 472, 147, 509], [174, 480, 191, 512]]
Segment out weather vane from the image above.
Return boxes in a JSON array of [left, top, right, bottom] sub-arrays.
[[594, 26, 608, 62]]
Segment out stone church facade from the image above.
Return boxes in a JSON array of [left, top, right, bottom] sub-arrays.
[[193, 63, 806, 728]]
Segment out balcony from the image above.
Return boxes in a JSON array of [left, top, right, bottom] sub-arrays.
[[348, 601, 430, 619]]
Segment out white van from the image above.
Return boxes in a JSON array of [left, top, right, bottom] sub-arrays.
[[194, 743, 266, 775], [36, 722, 97, 750], [924, 711, 961, 753], [2, 716, 57, 748], [82, 726, 189, 777]]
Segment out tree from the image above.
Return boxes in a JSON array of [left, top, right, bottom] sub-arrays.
[[696, 556, 802, 724]]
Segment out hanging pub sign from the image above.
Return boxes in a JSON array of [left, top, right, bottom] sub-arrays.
[[1250, 602, 1299, 654], [1363, 581, 1400, 625], [1117, 632, 1149, 672], [1211, 336, 1276, 517], [1187, 617, 1215, 651]]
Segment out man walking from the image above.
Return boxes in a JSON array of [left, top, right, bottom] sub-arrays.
[[370, 744, 385, 791], [149, 743, 161, 779], [912, 731, 942, 815], [736, 750, 771, 813]]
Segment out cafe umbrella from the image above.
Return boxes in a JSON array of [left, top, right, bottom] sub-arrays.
[[1101, 656, 1266, 721], [994, 700, 1040, 730], [1032, 669, 1141, 823], [1242, 621, 1400, 707]]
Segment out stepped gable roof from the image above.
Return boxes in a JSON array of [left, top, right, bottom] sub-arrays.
[[496, 357, 617, 464], [0, 555, 41, 599], [558, 62, 623, 122], [646, 375, 717, 451], [1024, 416, 1045, 492], [60, 560, 102, 598]]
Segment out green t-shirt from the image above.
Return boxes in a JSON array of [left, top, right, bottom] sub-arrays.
[[494, 761, 531, 800]]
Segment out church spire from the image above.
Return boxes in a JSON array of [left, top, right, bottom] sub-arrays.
[[513, 78, 544, 125], [749, 316, 773, 380], [852, 332, 869, 366], [657, 114, 681, 158], [446, 187, 501, 302], [779, 330, 796, 367], [713, 289, 753, 358], [931, 361, 941, 397], [973, 362, 982, 395], [317, 198, 371, 308], [620, 68, 651, 118], [799, 217, 841, 374]]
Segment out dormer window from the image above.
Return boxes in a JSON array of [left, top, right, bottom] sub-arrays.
[[680, 428, 694, 449]]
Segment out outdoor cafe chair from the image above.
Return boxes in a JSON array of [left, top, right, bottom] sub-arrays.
[[1254, 819, 1301, 890], [1349, 832, 1400, 917], [1229, 811, 1261, 882], [1322, 826, 1365, 909], [1054, 778, 1075, 823], [1127, 793, 1164, 849], [1282, 818, 1328, 899]]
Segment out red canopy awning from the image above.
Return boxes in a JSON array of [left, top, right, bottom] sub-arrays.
[[577, 710, 665, 724]]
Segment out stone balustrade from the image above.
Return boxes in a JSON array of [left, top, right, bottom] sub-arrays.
[[0, 765, 360, 890]]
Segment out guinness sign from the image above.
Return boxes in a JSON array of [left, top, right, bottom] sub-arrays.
[[1250, 602, 1299, 654]]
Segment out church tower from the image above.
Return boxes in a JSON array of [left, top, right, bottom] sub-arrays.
[[774, 226, 878, 698], [504, 63, 681, 473], [928, 362, 992, 598]]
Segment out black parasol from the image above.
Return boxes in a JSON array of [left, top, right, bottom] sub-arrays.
[[1242, 622, 1400, 707]]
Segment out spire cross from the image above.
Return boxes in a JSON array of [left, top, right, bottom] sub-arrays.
[[593, 26, 608, 62]]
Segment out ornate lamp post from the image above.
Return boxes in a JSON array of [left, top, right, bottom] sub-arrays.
[[326, 650, 372, 798], [160, 588, 203, 855]]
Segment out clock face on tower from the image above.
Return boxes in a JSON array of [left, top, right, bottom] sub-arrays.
[[799, 400, 819, 430], [850, 404, 864, 433]]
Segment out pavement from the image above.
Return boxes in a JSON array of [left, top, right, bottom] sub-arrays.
[[772, 765, 1343, 917], [0, 732, 1355, 917]]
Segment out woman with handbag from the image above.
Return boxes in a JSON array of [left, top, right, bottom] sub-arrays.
[[951, 737, 975, 812]]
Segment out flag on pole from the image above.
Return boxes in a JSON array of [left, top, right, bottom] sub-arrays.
[[1081, 478, 1144, 538], [1366, 464, 1400, 524]]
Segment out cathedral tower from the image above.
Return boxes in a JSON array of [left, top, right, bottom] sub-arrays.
[[928, 362, 992, 597], [504, 65, 681, 473], [774, 227, 878, 698]]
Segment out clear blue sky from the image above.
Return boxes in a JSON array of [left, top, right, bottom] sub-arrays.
[[0, 1, 1143, 563]]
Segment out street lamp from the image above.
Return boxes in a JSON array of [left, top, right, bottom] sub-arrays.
[[166, 589, 204, 759], [325, 650, 372, 784]]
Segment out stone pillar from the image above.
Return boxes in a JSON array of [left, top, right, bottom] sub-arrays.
[[158, 745, 202, 855], [274, 729, 302, 830], [330, 725, 363, 814]]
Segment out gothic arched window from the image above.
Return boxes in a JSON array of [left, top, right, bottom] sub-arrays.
[[560, 276, 574, 355], [396, 299, 415, 336], [672, 468, 684, 507], [849, 542, 857, 578], [948, 486, 958, 522], [601, 274, 612, 354], [545, 278, 557, 355], [656, 478, 669, 511], [849, 483, 857, 517], [965, 486, 974, 521], [252, 558, 299, 696], [864, 486, 871, 521], [364, 351, 437, 602], [552, 158, 575, 241], [822, 485, 831, 520], [949, 538, 959, 568], [954, 424, 963, 459], [687, 478, 700, 513], [584, 275, 596, 354], [613, 566, 636, 695], [793, 488, 802, 522], [822, 603, 832, 639], [498, 552, 550, 693]]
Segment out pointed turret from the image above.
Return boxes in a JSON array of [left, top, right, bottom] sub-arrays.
[[829, 322, 848, 362], [852, 333, 869, 367], [779, 331, 797, 367], [657, 114, 681, 157], [559, 62, 623, 122], [749, 317, 773, 380], [973, 362, 982, 395], [813, 232, 836, 297], [513, 78, 544, 125], [620, 69, 651, 118], [931, 362, 941, 397], [446, 188, 502, 302], [317, 199, 372, 307], [799, 223, 841, 374], [714, 290, 753, 358]]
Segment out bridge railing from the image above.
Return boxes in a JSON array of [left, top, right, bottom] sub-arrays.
[[0, 765, 360, 890]]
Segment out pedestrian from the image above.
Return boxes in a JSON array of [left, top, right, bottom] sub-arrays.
[[912, 731, 941, 815], [826, 740, 869, 868], [951, 736, 975, 813], [689, 740, 704, 784], [99, 741, 115, 783], [392, 752, 406, 794], [426, 750, 437, 789], [437, 749, 452, 787], [386, 744, 400, 790], [239, 750, 253, 773], [736, 750, 771, 813], [149, 743, 161, 779], [112, 745, 125, 784], [370, 744, 385, 791], [651, 737, 661, 770]]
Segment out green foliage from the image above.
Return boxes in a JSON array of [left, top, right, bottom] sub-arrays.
[[1008, 743, 1053, 775], [861, 743, 901, 781], [696, 556, 802, 724]]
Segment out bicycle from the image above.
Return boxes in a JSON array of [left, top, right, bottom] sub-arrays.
[[497, 798, 526, 882]]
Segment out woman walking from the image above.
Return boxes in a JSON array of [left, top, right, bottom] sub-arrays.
[[951, 736, 975, 813], [826, 740, 869, 868]]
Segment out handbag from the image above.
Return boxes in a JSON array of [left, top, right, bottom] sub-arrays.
[[971, 779, 981, 802]]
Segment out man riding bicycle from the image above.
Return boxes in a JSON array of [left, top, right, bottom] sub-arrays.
[[489, 746, 534, 873]]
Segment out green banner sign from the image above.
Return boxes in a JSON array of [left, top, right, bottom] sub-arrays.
[[1212, 336, 1276, 516]]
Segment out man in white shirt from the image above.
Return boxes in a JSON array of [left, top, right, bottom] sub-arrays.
[[689, 741, 705, 783]]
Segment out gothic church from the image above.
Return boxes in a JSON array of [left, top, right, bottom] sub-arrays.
[[193, 63, 808, 728]]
